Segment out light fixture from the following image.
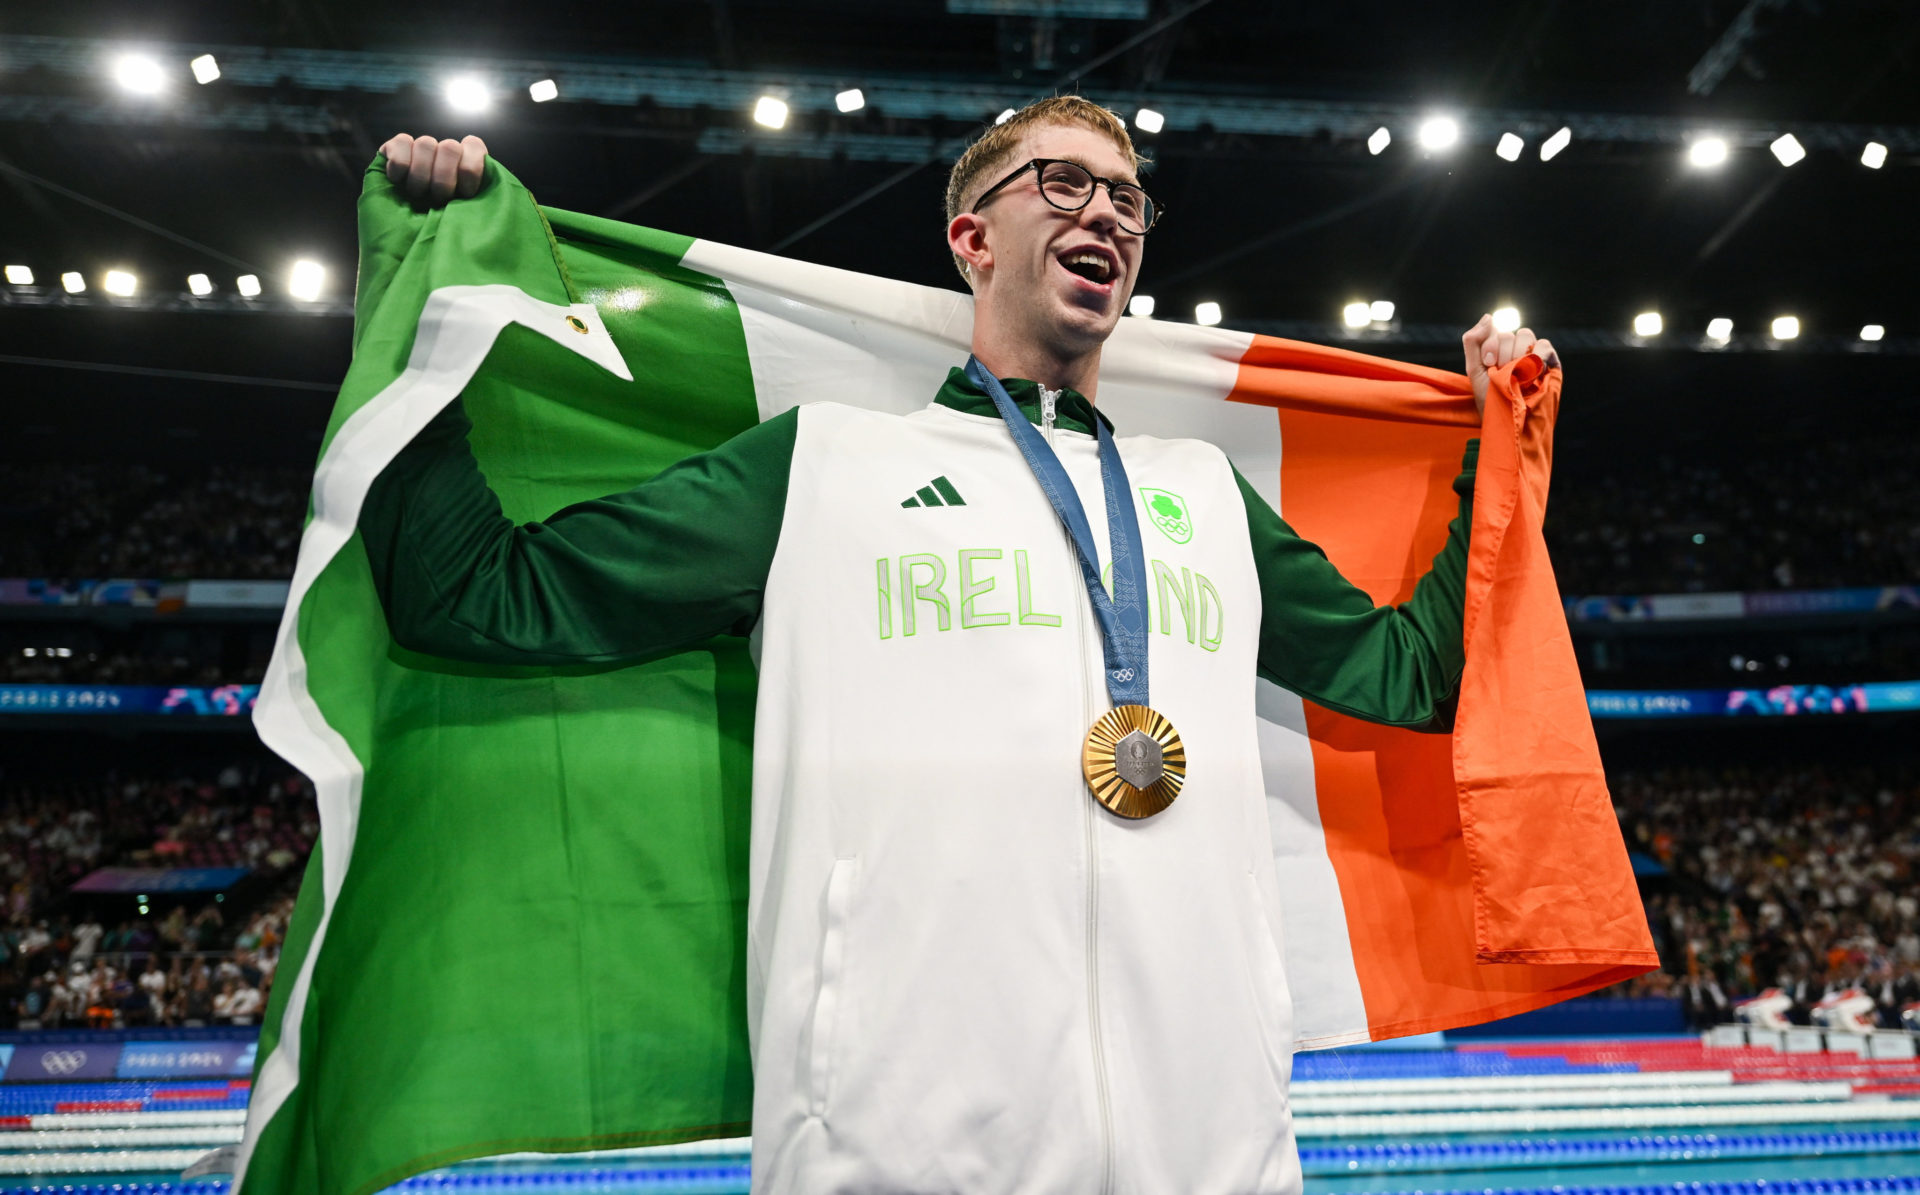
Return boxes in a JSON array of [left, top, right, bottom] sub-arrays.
[[1540, 127, 1572, 161], [1495, 132, 1524, 162], [836, 88, 865, 114], [529, 78, 558, 103], [1369, 300, 1395, 322], [995, 108, 1016, 125], [1491, 306, 1521, 333], [1367, 126, 1390, 155], [1342, 301, 1372, 329], [1770, 315, 1800, 340], [1706, 317, 1734, 342], [1860, 324, 1885, 342], [61, 271, 85, 293], [1688, 137, 1730, 169], [289, 260, 326, 302], [1416, 116, 1460, 152], [188, 273, 213, 296], [1128, 294, 1155, 318], [236, 274, 261, 297], [1861, 141, 1888, 169], [1194, 301, 1222, 327], [103, 269, 138, 296], [1768, 133, 1806, 167], [112, 54, 167, 96], [753, 95, 789, 130], [4, 265, 32, 285], [189, 54, 220, 84], [1134, 107, 1164, 135], [444, 76, 491, 114], [1632, 311, 1663, 337]]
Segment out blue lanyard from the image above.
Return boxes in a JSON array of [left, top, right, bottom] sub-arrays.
[[966, 356, 1150, 709]]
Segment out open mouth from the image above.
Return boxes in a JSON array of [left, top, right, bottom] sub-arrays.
[[1057, 248, 1117, 290]]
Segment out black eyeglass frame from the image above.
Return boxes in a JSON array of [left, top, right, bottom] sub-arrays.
[[969, 157, 1163, 235]]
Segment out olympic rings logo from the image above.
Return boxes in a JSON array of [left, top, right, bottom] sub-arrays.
[[38, 1050, 89, 1075]]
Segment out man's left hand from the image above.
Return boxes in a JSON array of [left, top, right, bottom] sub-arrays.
[[1463, 314, 1560, 417]]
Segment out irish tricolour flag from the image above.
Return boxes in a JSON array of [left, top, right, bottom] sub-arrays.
[[234, 159, 1654, 1194]]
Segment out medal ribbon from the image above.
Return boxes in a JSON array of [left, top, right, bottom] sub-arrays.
[[967, 356, 1150, 709]]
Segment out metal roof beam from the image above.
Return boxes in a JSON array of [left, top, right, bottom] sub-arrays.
[[6, 35, 1915, 151]]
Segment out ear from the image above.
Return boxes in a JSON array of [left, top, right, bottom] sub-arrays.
[[947, 211, 993, 283]]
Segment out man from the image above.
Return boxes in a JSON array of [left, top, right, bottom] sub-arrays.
[[366, 98, 1556, 1194]]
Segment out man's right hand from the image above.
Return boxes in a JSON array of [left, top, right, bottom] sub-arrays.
[[380, 134, 489, 206]]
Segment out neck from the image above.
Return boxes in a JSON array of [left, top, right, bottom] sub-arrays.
[[970, 335, 1102, 402]]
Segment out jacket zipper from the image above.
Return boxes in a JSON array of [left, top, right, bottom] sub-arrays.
[[1043, 387, 1116, 1195]]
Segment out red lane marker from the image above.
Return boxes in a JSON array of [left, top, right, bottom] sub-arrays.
[[53, 1100, 142, 1113], [153, 1087, 234, 1101], [0, 1116, 30, 1131]]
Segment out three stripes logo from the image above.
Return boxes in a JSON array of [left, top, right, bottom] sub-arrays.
[[901, 476, 967, 508]]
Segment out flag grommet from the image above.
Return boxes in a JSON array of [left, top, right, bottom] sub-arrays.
[[566, 315, 589, 334]]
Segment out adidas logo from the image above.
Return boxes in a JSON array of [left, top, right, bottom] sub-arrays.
[[901, 476, 967, 508]]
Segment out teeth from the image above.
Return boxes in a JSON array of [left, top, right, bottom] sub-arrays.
[[1062, 251, 1111, 281]]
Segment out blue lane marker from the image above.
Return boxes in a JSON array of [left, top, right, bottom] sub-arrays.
[[1300, 1128, 1920, 1175]]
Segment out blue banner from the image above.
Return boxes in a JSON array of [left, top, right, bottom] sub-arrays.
[[1588, 680, 1920, 719], [1567, 585, 1920, 624], [0, 684, 259, 716], [72, 866, 251, 894]]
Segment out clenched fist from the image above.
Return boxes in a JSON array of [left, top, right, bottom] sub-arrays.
[[379, 133, 490, 206], [1462, 314, 1560, 417]]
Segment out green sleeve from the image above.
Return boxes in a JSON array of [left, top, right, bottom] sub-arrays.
[[1233, 439, 1478, 732], [358, 399, 798, 665]]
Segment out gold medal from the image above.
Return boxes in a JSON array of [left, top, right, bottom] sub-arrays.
[[1081, 704, 1186, 819]]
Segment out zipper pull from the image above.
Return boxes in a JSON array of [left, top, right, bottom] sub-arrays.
[[1040, 386, 1059, 430]]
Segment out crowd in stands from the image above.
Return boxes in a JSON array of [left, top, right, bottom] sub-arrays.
[[3, 436, 1918, 597], [1605, 761, 1920, 1028], [0, 760, 315, 1028], [1546, 433, 1920, 596], [0, 463, 307, 581]]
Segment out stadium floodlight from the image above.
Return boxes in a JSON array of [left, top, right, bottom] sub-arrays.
[[444, 76, 491, 114], [1342, 301, 1372, 329], [187, 273, 213, 296], [1369, 300, 1395, 322], [190, 54, 220, 84], [60, 271, 85, 293], [103, 269, 138, 297], [1632, 311, 1663, 337], [1128, 293, 1155, 318], [1491, 306, 1521, 333], [235, 273, 261, 297], [4, 265, 31, 285], [1769, 133, 1806, 167], [1194, 301, 1222, 327], [1706, 317, 1734, 342], [1861, 141, 1888, 169], [1367, 126, 1390, 155], [1687, 136, 1730, 169], [835, 88, 865, 114], [1770, 315, 1800, 340], [1416, 116, 1460, 152], [1134, 107, 1165, 135], [996, 108, 1016, 125], [1860, 324, 1885, 342], [753, 95, 789, 130], [529, 78, 558, 103], [112, 54, 168, 96], [1495, 132, 1524, 162], [1540, 126, 1572, 161], [289, 260, 326, 301]]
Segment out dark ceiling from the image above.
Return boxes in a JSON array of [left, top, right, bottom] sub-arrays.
[[2, 0, 1916, 465]]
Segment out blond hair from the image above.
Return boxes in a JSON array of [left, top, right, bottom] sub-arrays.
[[944, 95, 1145, 282]]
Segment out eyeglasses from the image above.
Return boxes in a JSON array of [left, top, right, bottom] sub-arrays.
[[970, 158, 1161, 235]]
